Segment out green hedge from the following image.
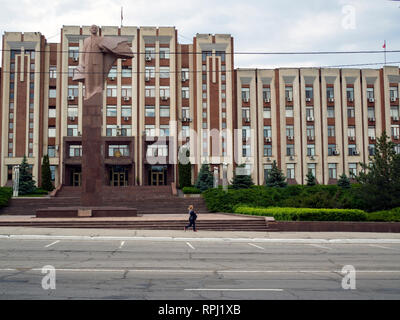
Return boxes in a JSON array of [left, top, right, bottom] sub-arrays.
[[366, 207, 400, 222], [0, 187, 13, 208], [234, 206, 367, 221], [182, 186, 201, 194], [203, 185, 364, 213]]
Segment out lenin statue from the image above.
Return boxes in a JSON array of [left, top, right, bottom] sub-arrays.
[[73, 25, 134, 100]]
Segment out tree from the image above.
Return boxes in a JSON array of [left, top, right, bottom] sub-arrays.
[[338, 173, 351, 189], [194, 163, 214, 192], [265, 160, 287, 188], [357, 131, 400, 211], [305, 171, 316, 186], [231, 164, 254, 189], [41, 154, 54, 192], [18, 155, 36, 195], [178, 147, 192, 189]]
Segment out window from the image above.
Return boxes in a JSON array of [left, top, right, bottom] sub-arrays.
[[263, 88, 271, 101], [106, 125, 117, 137], [242, 126, 250, 140], [328, 163, 337, 179], [145, 47, 155, 60], [263, 108, 271, 119], [145, 66, 155, 79], [145, 86, 155, 97], [109, 145, 129, 157], [241, 88, 250, 101], [264, 164, 272, 182], [368, 126, 376, 139], [182, 126, 190, 137], [106, 85, 117, 97], [263, 126, 272, 138], [242, 108, 250, 120], [68, 66, 76, 78], [349, 163, 357, 178], [182, 107, 190, 119], [347, 106, 355, 118], [285, 86, 293, 101], [306, 125, 315, 138], [328, 144, 337, 156], [328, 125, 335, 137], [50, 166, 56, 181], [367, 88, 374, 100], [394, 144, 400, 155], [182, 87, 189, 99], [159, 67, 170, 79], [122, 67, 131, 78], [308, 163, 316, 177], [106, 106, 117, 117], [160, 125, 170, 136], [48, 127, 56, 138], [121, 106, 131, 117], [68, 106, 78, 118], [390, 86, 398, 100], [160, 86, 170, 98], [182, 68, 189, 81], [160, 106, 170, 117], [67, 85, 79, 97], [368, 107, 375, 119], [285, 106, 293, 118], [48, 146, 56, 158], [121, 125, 132, 136], [68, 46, 79, 59], [67, 125, 78, 137], [327, 106, 335, 118], [48, 107, 56, 118], [348, 126, 355, 139], [327, 87, 334, 99], [49, 88, 57, 98], [305, 87, 313, 100], [391, 107, 399, 119], [121, 86, 132, 98], [369, 144, 375, 156], [202, 51, 211, 62], [69, 145, 82, 157], [264, 145, 272, 157], [348, 144, 357, 156], [147, 145, 168, 157], [287, 164, 295, 179], [307, 144, 315, 156], [216, 51, 225, 62], [346, 87, 354, 101], [306, 107, 314, 119], [287, 144, 294, 156], [159, 47, 170, 59], [49, 66, 57, 79], [242, 145, 250, 157], [286, 125, 294, 138], [391, 125, 400, 138], [145, 106, 155, 117]]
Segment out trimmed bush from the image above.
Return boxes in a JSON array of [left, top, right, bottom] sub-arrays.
[[182, 187, 201, 194], [0, 187, 13, 208], [366, 207, 400, 222], [234, 206, 367, 221]]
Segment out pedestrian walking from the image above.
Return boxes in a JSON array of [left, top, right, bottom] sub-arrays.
[[184, 205, 197, 232]]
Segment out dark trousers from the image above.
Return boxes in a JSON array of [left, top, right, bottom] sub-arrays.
[[186, 219, 196, 231]]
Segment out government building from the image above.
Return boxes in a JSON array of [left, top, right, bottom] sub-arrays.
[[1, 26, 400, 188]]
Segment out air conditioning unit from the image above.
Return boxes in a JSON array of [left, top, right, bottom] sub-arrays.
[[391, 97, 397, 102], [349, 136, 355, 141], [288, 136, 294, 140], [264, 98, 270, 103], [392, 116, 399, 121], [287, 97, 292, 102], [307, 116, 314, 121], [161, 96, 169, 101], [145, 56, 152, 61], [395, 136, 399, 140], [370, 136, 376, 141], [333, 150, 340, 156], [309, 155, 315, 160], [145, 76, 150, 82], [353, 150, 360, 156], [348, 98, 354, 102], [267, 157, 271, 162], [244, 118, 250, 123], [328, 98, 334, 102], [68, 96, 75, 101], [306, 98, 311, 102], [243, 98, 249, 103], [182, 117, 192, 122], [308, 136, 315, 141], [369, 98, 375, 103], [182, 77, 186, 82], [289, 156, 294, 160], [265, 137, 272, 143], [73, 57, 78, 62], [68, 116, 75, 121], [110, 77, 115, 81], [123, 96, 130, 101], [123, 117, 130, 121], [368, 117, 376, 122]]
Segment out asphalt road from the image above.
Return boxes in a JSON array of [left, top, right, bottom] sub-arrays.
[[0, 237, 400, 300]]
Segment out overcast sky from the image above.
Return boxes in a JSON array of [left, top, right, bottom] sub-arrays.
[[1, 0, 399, 69]]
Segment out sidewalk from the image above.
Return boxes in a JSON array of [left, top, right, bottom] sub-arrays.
[[1, 226, 400, 241]]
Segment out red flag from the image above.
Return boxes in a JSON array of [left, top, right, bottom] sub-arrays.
[[383, 41, 386, 49]]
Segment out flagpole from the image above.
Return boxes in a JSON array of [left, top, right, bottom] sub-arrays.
[[120, 7, 123, 28], [384, 40, 387, 66]]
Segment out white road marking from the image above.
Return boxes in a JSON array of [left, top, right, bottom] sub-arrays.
[[186, 242, 195, 250], [248, 243, 265, 250], [369, 244, 399, 251], [0, 268, 399, 274], [119, 241, 125, 249], [308, 244, 332, 250], [45, 240, 60, 248], [185, 288, 284, 292]]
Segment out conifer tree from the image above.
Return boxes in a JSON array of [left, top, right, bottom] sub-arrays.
[[18, 155, 36, 195], [231, 164, 254, 189], [41, 154, 54, 192], [194, 163, 214, 192], [306, 170, 316, 186], [265, 160, 287, 188]]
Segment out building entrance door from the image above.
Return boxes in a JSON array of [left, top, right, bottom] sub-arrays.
[[72, 172, 81, 186], [110, 166, 128, 186], [150, 166, 166, 186]]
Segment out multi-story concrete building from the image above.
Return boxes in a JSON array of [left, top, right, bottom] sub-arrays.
[[1, 26, 400, 188]]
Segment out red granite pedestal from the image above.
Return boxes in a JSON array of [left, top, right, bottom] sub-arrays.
[[36, 92, 137, 218]]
